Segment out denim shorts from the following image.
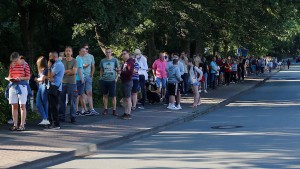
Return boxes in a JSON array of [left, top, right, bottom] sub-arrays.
[[100, 80, 116, 97], [155, 78, 167, 89], [132, 79, 140, 93], [76, 80, 85, 95], [84, 76, 93, 92]]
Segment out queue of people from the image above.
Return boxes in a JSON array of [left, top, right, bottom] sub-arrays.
[[6, 44, 275, 131]]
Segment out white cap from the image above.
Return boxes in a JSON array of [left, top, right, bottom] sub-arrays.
[[134, 49, 141, 55]]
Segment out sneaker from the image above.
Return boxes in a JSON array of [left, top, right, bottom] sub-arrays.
[[7, 119, 13, 125], [137, 106, 145, 110], [168, 105, 180, 110], [90, 109, 99, 115], [176, 105, 182, 110], [76, 111, 84, 117], [131, 107, 136, 111], [122, 114, 132, 120], [38, 119, 50, 125], [204, 90, 208, 93], [112, 110, 118, 116], [47, 125, 60, 130], [83, 110, 93, 116], [102, 109, 108, 115], [119, 113, 127, 119], [198, 90, 202, 93]]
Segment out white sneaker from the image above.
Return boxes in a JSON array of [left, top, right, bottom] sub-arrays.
[[176, 105, 182, 110], [204, 90, 208, 93], [198, 90, 202, 93], [38, 119, 50, 125], [169, 105, 180, 110], [167, 105, 172, 109]]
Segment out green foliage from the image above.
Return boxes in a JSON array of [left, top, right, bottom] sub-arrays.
[[0, 62, 10, 124]]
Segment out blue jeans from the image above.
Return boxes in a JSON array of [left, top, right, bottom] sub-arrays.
[[36, 84, 48, 119], [204, 72, 208, 89], [182, 73, 189, 94], [59, 83, 77, 119], [210, 73, 216, 89]]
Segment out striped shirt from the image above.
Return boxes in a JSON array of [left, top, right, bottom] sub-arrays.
[[9, 62, 31, 79], [132, 62, 139, 80]]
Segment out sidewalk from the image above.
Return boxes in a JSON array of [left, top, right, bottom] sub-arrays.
[[0, 71, 278, 169]]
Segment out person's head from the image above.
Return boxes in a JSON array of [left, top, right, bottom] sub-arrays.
[[233, 60, 237, 64], [105, 48, 112, 57], [159, 52, 165, 60], [10, 52, 21, 65], [202, 57, 206, 62], [83, 43, 89, 53], [64, 46, 73, 58], [212, 57, 216, 61], [172, 55, 179, 65], [134, 49, 142, 58], [49, 51, 59, 63], [180, 52, 185, 59], [36, 56, 47, 72], [79, 47, 87, 56], [122, 49, 130, 60]]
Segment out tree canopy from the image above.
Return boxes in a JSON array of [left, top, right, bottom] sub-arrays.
[[1, 0, 300, 64]]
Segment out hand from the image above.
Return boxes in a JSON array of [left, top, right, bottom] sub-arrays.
[[90, 74, 93, 78], [48, 61, 53, 68], [81, 79, 85, 84]]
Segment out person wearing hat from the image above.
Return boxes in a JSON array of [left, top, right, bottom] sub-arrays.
[[134, 49, 148, 109]]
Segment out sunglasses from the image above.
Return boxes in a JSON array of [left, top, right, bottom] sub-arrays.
[[85, 48, 89, 50]]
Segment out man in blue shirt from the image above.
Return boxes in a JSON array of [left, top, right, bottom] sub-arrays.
[[210, 57, 218, 89], [48, 51, 65, 129]]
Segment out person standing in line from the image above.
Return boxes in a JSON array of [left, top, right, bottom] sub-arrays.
[[188, 59, 203, 107], [287, 59, 291, 69], [238, 59, 245, 81], [210, 57, 218, 89], [134, 49, 148, 109], [75, 47, 89, 116], [200, 57, 208, 93], [180, 52, 189, 95], [119, 50, 135, 119], [152, 52, 168, 101], [224, 59, 231, 86], [6, 52, 31, 131], [166, 55, 182, 110], [59, 46, 78, 123], [35, 56, 50, 125], [176, 54, 185, 110], [231, 60, 238, 83], [47, 51, 65, 129], [131, 53, 139, 111], [81, 44, 99, 115], [100, 48, 120, 116]]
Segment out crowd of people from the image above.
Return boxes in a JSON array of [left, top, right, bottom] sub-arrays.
[[5, 44, 281, 131]]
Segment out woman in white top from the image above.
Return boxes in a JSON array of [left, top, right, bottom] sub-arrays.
[[188, 60, 203, 108]]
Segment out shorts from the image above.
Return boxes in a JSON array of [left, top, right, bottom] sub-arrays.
[[100, 80, 116, 97], [76, 80, 84, 95], [121, 81, 133, 98], [84, 76, 93, 92], [9, 85, 28, 105], [155, 78, 167, 89], [132, 79, 140, 93], [167, 83, 178, 96]]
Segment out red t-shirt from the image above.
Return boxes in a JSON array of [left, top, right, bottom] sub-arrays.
[[9, 62, 31, 79], [224, 63, 231, 73]]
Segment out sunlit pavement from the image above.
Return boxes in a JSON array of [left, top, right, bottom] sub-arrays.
[[49, 64, 300, 169]]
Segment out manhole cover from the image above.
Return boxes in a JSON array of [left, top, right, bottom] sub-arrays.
[[211, 125, 243, 129]]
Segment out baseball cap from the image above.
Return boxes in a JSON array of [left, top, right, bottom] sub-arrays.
[[134, 49, 141, 55]]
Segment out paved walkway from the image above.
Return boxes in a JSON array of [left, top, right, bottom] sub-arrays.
[[0, 71, 278, 169]]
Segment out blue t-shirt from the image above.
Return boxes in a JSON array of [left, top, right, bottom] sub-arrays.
[[132, 62, 139, 80], [81, 54, 95, 76], [76, 56, 84, 81], [51, 60, 65, 91], [210, 61, 218, 74]]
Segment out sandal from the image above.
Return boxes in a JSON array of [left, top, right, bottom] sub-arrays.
[[10, 126, 18, 131], [17, 126, 26, 131]]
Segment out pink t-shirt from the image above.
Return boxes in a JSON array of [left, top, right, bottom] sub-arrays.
[[152, 59, 167, 78]]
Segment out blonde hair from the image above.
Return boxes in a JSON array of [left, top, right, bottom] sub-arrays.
[[36, 56, 47, 73]]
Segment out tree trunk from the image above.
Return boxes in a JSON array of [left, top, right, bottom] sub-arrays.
[[94, 26, 106, 55], [147, 31, 156, 63], [181, 39, 191, 57], [195, 40, 204, 56]]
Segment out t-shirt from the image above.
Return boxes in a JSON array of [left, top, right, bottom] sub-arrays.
[[50, 60, 65, 91], [9, 62, 30, 79], [38, 68, 48, 85], [76, 56, 84, 81], [132, 62, 139, 80], [81, 53, 95, 76], [100, 57, 119, 81], [62, 58, 78, 84], [152, 59, 167, 78], [231, 64, 238, 72]]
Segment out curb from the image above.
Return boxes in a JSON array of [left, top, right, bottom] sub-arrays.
[[9, 71, 278, 169]]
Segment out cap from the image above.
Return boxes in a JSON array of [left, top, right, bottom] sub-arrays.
[[134, 49, 141, 55], [172, 55, 179, 60]]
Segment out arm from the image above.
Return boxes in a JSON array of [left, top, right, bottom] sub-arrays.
[[65, 67, 77, 76], [91, 64, 95, 77], [140, 57, 148, 70], [176, 68, 183, 81], [152, 61, 157, 77], [78, 67, 84, 83], [195, 67, 203, 80]]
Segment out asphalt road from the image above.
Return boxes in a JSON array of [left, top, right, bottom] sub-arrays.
[[49, 64, 300, 169]]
